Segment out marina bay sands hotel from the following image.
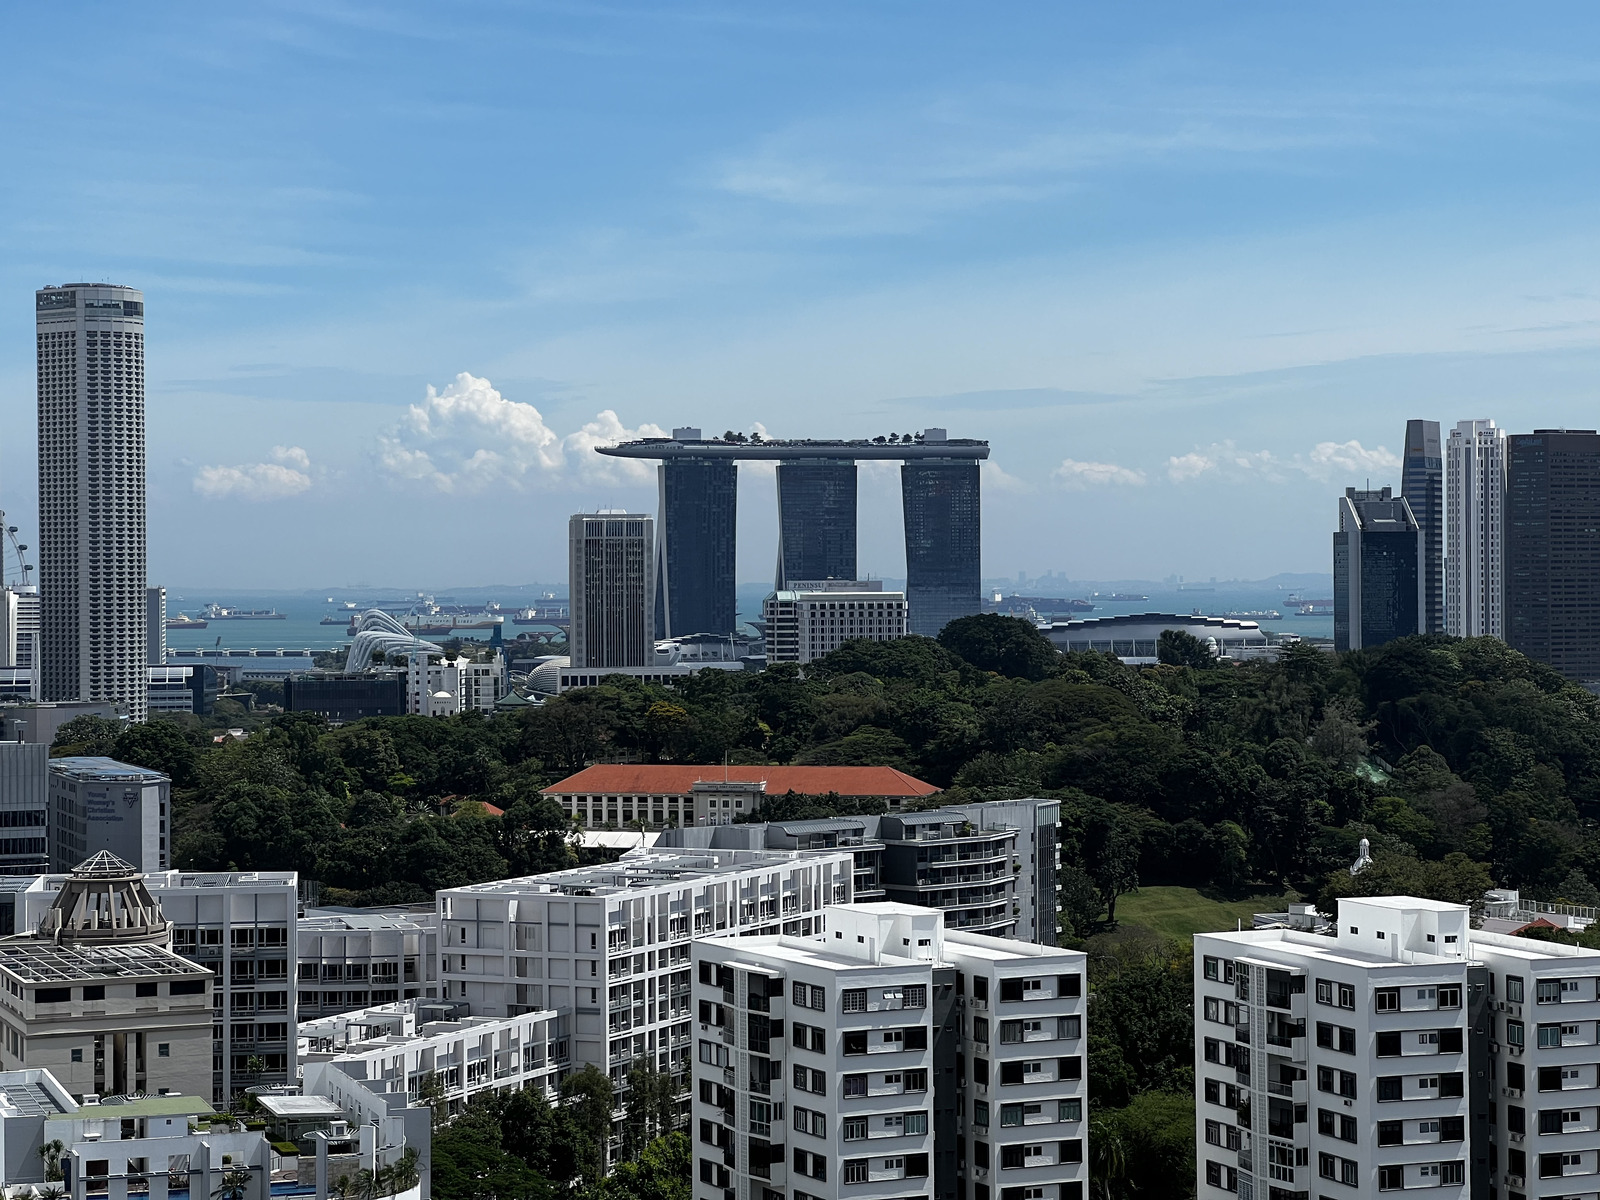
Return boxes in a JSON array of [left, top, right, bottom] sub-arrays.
[[596, 427, 988, 639]]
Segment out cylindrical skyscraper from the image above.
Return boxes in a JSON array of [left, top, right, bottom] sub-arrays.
[[36, 284, 148, 721]]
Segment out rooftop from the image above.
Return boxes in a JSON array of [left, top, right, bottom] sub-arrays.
[[444, 848, 828, 896], [1197, 926, 1467, 972], [0, 1079, 73, 1118], [542, 763, 940, 798], [50, 1093, 214, 1120], [0, 940, 205, 983], [47, 757, 168, 782], [596, 435, 988, 462], [1046, 612, 1265, 634], [254, 1094, 345, 1119]]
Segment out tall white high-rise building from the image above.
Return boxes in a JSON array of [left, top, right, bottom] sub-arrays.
[[36, 284, 148, 721], [1446, 419, 1506, 640]]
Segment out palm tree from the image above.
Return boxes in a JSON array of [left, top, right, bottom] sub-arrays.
[[38, 1139, 64, 1182], [384, 1148, 420, 1195], [211, 1169, 254, 1200], [34, 1187, 64, 1200], [1088, 1114, 1126, 1200]]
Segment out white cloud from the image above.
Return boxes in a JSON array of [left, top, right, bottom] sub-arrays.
[[379, 373, 666, 493], [1299, 439, 1401, 482], [193, 447, 314, 501], [1052, 458, 1145, 489], [1166, 441, 1283, 483], [982, 459, 1034, 494]]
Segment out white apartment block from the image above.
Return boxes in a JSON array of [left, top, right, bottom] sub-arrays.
[[436, 848, 854, 1126], [299, 998, 569, 1118], [1470, 929, 1600, 1198], [1446, 418, 1507, 639], [764, 582, 910, 665], [405, 651, 504, 717], [1196, 897, 1479, 1200], [19, 866, 299, 1105], [692, 903, 1086, 1200], [298, 908, 441, 1020]]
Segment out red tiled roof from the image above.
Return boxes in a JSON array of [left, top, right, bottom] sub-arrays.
[[542, 764, 940, 798]]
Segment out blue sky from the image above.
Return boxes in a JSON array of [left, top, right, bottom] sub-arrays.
[[6, 4, 1600, 588]]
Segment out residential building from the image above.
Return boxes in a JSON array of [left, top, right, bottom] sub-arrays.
[[36, 284, 148, 722], [1334, 486, 1423, 652], [541, 764, 941, 830], [1194, 897, 1483, 1199], [776, 459, 858, 589], [1402, 419, 1445, 635], [298, 997, 566, 1119], [18, 864, 300, 1105], [1041, 613, 1272, 663], [691, 903, 1087, 1200], [48, 757, 168, 873], [570, 511, 655, 668], [0, 853, 214, 1102], [435, 847, 855, 1150], [284, 675, 405, 723], [0, 743, 49, 875], [404, 651, 504, 717], [1506, 430, 1600, 686], [147, 663, 219, 716], [1446, 419, 1507, 640], [593, 429, 989, 641], [147, 585, 166, 667], [763, 581, 910, 664], [297, 907, 441, 1019]]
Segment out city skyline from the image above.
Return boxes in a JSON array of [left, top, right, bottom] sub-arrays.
[[10, 8, 1600, 585]]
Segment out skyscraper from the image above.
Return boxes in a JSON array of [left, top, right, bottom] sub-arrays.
[[1333, 486, 1422, 652], [146, 585, 166, 667], [1445, 419, 1506, 640], [1506, 429, 1600, 685], [36, 284, 148, 721], [901, 431, 982, 636], [1401, 419, 1443, 634], [570, 511, 655, 668], [774, 458, 857, 588], [654, 431, 737, 638]]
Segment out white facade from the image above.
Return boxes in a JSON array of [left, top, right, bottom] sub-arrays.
[[19, 867, 300, 1105], [36, 284, 148, 722], [405, 651, 504, 717], [0, 586, 40, 700], [1446, 418, 1507, 639], [436, 847, 854, 1156], [691, 904, 1087, 1200], [763, 582, 909, 664], [1195, 898, 1475, 1199], [297, 908, 441, 1020]]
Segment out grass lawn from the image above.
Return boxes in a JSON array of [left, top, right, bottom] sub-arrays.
[[1113, 886, 1293, 942]]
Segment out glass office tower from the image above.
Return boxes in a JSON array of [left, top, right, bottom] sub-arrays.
[[901, 456, 981, 637], [655, 457, 737, 638], [1401, 419, 1444, 634], [774, 459, 857, 588]]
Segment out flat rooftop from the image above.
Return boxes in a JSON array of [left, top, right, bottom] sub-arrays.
[[50, 1094, 214, 1120], [444, 848, 822, 897], [300, 912, 437, 932], [597, 437, 988, 462], [48, 757, 168, 782], [0, 1080, 72, 1118], [1198, 927, 1467, 972], [255, 1094, 344, 1119], [0, 939, 204, 982]]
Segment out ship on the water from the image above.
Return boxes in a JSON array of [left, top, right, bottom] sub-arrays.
[[403, 616, 504, 635], [166, 614, 208, 630], [202, 603, 286, 620], [1211, 609, 1284, 621], [512, 606, 570, 624]]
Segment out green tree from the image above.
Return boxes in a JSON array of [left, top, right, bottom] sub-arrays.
[[1156, 629, 1214, 671], [51, 714, 121, 756], [598, 1132, 690, 1200], [39, 1137, 64, 1181], [1106, 1092, 1195, 1198], [623, 1059, 680, 1158], [938, 614, 1060, 681], [561, 1063, 615, 1188], [112, 720, 201, 786], [211, 1171, 254, 1200]]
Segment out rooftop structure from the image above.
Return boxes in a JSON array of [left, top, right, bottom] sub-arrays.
[[598, 428, 988, 640], [1042, 612, 1274, 663]]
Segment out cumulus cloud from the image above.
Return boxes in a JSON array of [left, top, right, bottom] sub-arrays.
[[193, 445, 314, 501], [1300, 439, 1401, 482], [379, 373, 666, 493], [1166, 442, 1284, 483], [1053, 458, 1145, 490]]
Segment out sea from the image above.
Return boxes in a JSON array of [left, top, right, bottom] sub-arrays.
[[162, 575, 1334, 655]]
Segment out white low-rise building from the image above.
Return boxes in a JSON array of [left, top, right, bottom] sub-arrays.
[[405, 651, 504, 717], [763, 581, 909, 664], [297, 907, 441, 1020]]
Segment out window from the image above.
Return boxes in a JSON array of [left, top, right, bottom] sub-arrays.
[[1377, 1121, 1402, 1146], [904, 1070, 927, 1091], [1376, 1031, 1401, 1057], [1508, 975, 1525, 1003], [1060, 1098, 1081, 1121], [71, 1049, 82, 1063], [843, 1032, 868, 1056], [841, 1118, 866, 1141], [1378, 1164, 1403, 1190], [1203, 957, 1221, 981], [842, 1159, 867, 1184], [1338, 982, 1355, 1009], [1317, 1110, 1358, 1143], [1315, 978, 1333, 1005], [1374, 988, 1398, 1012], [157, 1043, 169, 1058], [1538, 979, 1561, 1004], [842, 989, 866, 1013], [1440, 1161, 1463, 1186], [1539, 1024, 1562, 1048], [136, 982, 157, 998], [1317, 1023, 1356, 1054], [1507, 1020, 1525, 1048], [843, 1075, 866, 1097], [1437, 985, 1460, 1008]]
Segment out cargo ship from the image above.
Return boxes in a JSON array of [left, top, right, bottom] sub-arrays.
[[166, 614, 208, 630], [202, 604, 286, 620]]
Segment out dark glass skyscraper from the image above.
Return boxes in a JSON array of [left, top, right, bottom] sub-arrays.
[[655, 456, 737, 637], [1506, 430, 1600, 685], [775, 459, 857, 588], [570, 512, 654, 667], [902, 457, 981, 637], [1401, 419, 1444, 635], [1333, 486, 1422, 652]]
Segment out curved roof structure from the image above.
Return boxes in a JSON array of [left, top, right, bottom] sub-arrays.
[[596, 434, 989, 461], [346, 609, 443, 673], [37, 852, 172, 947]]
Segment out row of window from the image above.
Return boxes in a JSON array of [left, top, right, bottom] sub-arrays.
[[1317, 1155, 1463, 1189], [1314, 979, 1461, 1011], [1315, 1021, 1463, 1056], [1317, 1108, 1464, 1144]]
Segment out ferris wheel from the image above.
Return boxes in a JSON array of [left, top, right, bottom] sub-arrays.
[[0, 512, 34, 592]]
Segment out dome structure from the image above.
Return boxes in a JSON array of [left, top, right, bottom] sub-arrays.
[[36, 851, 172, 947]]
